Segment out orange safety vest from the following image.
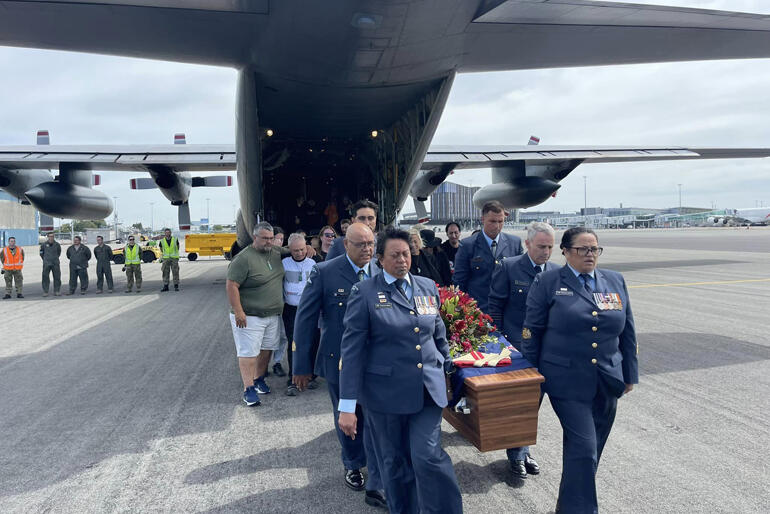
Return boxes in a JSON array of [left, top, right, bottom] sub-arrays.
[[2, 246, 23, 270]]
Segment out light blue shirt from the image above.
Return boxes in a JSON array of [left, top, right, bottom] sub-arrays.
[[339, 271, 413, 413], [567, 263, 595, 290], [482, 230, 500, 250], [527, 254, 546, 272], [346, 255, 371, 279]]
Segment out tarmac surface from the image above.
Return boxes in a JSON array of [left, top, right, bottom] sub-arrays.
[[1, 227, 768, 513]]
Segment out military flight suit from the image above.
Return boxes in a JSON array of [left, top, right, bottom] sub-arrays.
[[40, 240, 62, 295], [66, 244, 91, 294], [93, 243, 114, 292]]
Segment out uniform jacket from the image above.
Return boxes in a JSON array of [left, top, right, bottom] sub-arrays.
[[487, 254, 547, 345], [325, 236, 345, 260], [292, 254, 380, 383], [66, 245, 92, 269], [452, 231, 522, 312], [521, 266, 639, 401], [93, 244, 113, 264], [339, 273, 451, 415], [40, 241, 61, 264]]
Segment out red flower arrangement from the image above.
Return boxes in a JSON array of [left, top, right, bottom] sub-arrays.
[[438, 285, 498, 357]]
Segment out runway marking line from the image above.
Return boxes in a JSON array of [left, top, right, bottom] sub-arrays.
[[629, 278, 770, 289]]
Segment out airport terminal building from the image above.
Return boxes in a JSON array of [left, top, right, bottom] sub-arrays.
[[0, 191, 38, 246]]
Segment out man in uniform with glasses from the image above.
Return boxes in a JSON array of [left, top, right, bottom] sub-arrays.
[[292, 223, 386, 509]]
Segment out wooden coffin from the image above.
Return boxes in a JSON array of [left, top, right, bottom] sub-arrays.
[[443, 368, 545, 452]]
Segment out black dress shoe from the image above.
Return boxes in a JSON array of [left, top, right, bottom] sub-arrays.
[[344, 469, 366, 491], [525, 454, 540, 475], [364, 490, 387, 509], [16, 294, 23, 298], [160, 284, 169, 292], [509, 460, 527, 479]]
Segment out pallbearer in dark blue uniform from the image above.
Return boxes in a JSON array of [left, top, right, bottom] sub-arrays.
[[292, 223, 386, 509], [453, 200, 522, 312], [521, 227, 638, 514], [338, 227, 463, 514], [487, 221, 555, 479]]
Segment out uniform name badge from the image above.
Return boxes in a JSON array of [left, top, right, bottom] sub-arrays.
[[593, 292, 623, 310], [416, 296, 438, 315]]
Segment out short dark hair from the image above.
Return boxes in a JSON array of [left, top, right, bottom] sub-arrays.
[[481, 201, 505, 216], [273, 225, 285, 236], [97, 235, 103, 240], [340, 218, 351, 225], [376, 226, 410, 257], [163, 227, 171, 232], [560, 227, 598, 250], [8, 236, 15, 241], [47, 232, 55, 236], [351, 199, 378, 217], [74, 236, 81, 242], [445, 221, 461, 233]]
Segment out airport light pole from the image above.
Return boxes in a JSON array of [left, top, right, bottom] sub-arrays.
[[113, 196, 118, 241]]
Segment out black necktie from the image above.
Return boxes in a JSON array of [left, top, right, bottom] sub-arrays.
[[395, 278, 408, 300], [490, 240, 497, 258], [357, 269, 365, 282], [534, 265, 542, 275], [580, 273, 593, 293]]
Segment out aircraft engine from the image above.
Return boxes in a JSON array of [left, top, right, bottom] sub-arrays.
[[472, 177, 561, 210], [410, 167, 454, 201], [25, 182, 113, 219]]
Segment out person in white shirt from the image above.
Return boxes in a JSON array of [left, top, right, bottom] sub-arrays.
[[280, 233, 318, 395]]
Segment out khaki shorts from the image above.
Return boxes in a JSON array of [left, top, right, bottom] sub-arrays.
[[230, 313, 281, 357]]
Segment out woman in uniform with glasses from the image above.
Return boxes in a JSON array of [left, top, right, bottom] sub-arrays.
[[521, 227, 638, 514]]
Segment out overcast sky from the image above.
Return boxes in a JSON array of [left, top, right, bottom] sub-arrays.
[[1, 0, 770, 228]]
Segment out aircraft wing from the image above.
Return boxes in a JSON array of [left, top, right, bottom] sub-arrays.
[[421, 145, 770, 170], [0, 144, 236, 171], [463, 1, 770, 72], [2, 1, 770, 72]]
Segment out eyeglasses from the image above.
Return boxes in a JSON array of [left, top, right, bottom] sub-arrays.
[[322, 232, 335, 238], [349, 241, 375, 249], [568, 246, 603, 257]]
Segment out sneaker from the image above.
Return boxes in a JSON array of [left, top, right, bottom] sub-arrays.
[[254, 376, 271, 394], [80, 291, 86, 295], [272, 363, 287, 377], [286, 384, 299, 396], [108, 289, 114, 294], [96, 290, 103, 294], [17, 294, 23, 299], [242, 386, 261, 406], [307, 377, 319, 390], [174, 284, 179, 291], [54, 292, 61, 297], [125, 289, 132, 293], [42, 292, 49, 297], [160, 285, 169, 292]]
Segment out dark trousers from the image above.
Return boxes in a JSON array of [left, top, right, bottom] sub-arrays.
[[42, 263, 61, 293], [326, 380, 383, 491], [282, 305, 319, 383], [96, 261, 113, 291], [549, 379, 618, 514], [69, 267, 88, 293], [366, 389, 463, 514]]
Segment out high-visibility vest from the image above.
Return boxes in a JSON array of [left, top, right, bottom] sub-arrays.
[[2, 247, 23, 270], [125, 244, 141, 265], [160, 237, 179, 259]]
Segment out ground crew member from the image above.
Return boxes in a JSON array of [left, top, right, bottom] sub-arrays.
[[453, 200, 523, 312], [1, 236, 25, 299], [66, 236, 91, 295], [40, 232, 61, 296], [159, 228, 180, 291], [338, 227, 462, 514], [522, 227, 638, 514], [123, 235, 143, 293], [293, 223, 385, 508], [487, 221, 555, 480], [93, 235, 114, 294]]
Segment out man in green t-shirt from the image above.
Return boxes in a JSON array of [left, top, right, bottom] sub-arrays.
[[226, 221, 288, 406]]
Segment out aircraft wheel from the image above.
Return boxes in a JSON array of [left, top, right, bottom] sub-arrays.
[[142, 251, 155, 263], [188, 253, 198, 261], [113, 255, 125, 265]]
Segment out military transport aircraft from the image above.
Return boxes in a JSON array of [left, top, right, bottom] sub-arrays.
[[3, 1, 770, 253]]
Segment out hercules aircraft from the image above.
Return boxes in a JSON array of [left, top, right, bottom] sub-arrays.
[[3, 1, 770, 253]]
